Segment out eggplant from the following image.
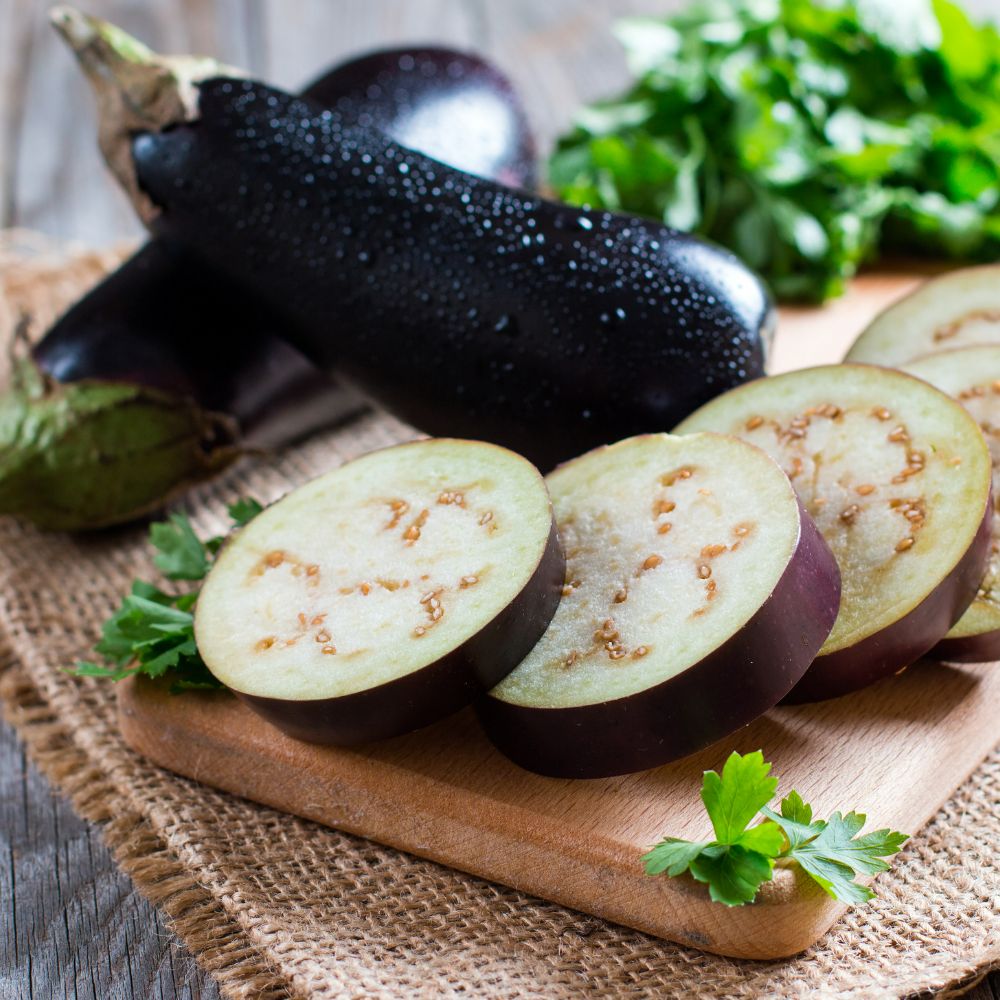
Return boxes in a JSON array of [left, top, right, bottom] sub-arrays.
[[2, 37, 537, 531], [901, 347, 1000, 663], [55, 11, 773, 473], [675, 364, 993, 702], [479, 433, 840, 779], [194, 438, 563, 744], [845, 266, 1000, 366]]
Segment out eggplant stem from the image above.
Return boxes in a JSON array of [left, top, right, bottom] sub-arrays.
[[49, 6, 245, 225]]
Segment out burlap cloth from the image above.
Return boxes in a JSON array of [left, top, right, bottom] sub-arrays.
[[0, 229, 997, 999]]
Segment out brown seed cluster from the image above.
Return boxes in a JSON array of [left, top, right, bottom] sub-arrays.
[[256, 608, 336, 656], [933, 308, 1000, 343], [840, 503, 861, 525], [892, 449, 925, 484], [253, 551, 320, 586], [594, 618, 627, 659], [386, 499, 409, 530], [660, 466, 694, 487], [437, 490, 466, 507], [889, 497, 926, 553], [403, 508, 430, 544]]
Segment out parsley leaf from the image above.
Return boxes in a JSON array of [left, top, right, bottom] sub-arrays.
[[644, 751, 908, 907], [228, 497, 264, 526], [689, 844, 777, 907], [70, 499, 263, 692], [550, 0, 1000, 302], [764, 806, 909, 903], [702, 749, 778, 843], [150, 512, 209, 580]]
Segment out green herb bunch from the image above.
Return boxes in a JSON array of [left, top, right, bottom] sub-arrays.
[[73, 499, 262, 691], [550, 0, 1000, 301], [644, 751, 908, 905]]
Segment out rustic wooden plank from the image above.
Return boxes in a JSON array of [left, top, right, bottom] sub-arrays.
[[257, 0, 481, 91], [0, 713, 220, 1000]]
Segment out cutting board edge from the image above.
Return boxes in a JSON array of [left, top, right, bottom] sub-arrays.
[[118, 676, 866, 961]]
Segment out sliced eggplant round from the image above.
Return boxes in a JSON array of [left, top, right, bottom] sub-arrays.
[[194, 438, 564, 744], [675, 364, 993, 701], [478, 433, 841, 778], [845, 266, 1000, 366], [902, 346, 1000, 662]]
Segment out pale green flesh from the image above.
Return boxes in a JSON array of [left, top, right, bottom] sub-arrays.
[[195, 439, 553, 700], [903, 347, 1000, 642], [846, 266, 1000, 366], [676, 365, 992, 655], [492, 433, 801, 709]]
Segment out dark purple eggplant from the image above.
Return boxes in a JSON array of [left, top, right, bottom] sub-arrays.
[[316, 46, 536, 190], [2, 36, 537, 532], [55, 11, 773, 473]]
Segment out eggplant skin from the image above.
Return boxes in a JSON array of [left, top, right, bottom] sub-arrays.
[[310, 47, 537, 190], [34, 239, 361, 449], [782, 494, 993, 703], [134, 79, 772, 472], [34, 47, 536, 452], [231, 517, 565, 746], [477, 502, 839, 779], [929, 628, 1000, 664]]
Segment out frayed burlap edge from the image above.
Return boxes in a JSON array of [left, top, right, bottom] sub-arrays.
[[0, 654, 293, 1000]]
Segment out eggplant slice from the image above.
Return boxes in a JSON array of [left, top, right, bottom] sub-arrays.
[[195, 439, 564, 744], [845, 265, 1000, 366], [676, 364, 993, 701], [479, 433, 840, 778], [903, 347, 1000, 662]]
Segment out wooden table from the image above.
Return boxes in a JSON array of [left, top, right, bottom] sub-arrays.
[[1, 0, 998, 996]]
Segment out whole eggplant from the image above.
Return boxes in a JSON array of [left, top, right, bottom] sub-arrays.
[[2, 42, 536, 531], [58, 14, 772, 470]]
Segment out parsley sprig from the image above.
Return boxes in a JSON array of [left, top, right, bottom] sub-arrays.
[[551, 0, 1000, 302], [72, 499, 263, 692], [643, 751, 907, 906]]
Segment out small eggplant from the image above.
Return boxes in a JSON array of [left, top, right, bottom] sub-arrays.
[[56, 11, 773, 473], [1, 37, 537, 531]]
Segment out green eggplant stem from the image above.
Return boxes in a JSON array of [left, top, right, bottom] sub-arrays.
[[0, 351, 240, 531], [49, 5, 244, 224]]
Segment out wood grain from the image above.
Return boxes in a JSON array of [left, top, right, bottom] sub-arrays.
[[0, 707, 220, 1000]]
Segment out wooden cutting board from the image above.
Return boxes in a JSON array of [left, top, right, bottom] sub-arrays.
[[118, 269, 1000, 960]]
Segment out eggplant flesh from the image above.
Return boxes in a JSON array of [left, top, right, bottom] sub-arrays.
[[133, 79, 772, 471], [675, 364, 993, 700], [194, 438, 564, 744]]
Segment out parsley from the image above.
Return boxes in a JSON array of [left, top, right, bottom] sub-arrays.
[[550, 0, 1000, 302], [643, 751, 907, 906], [72, 499, 262, 692]]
